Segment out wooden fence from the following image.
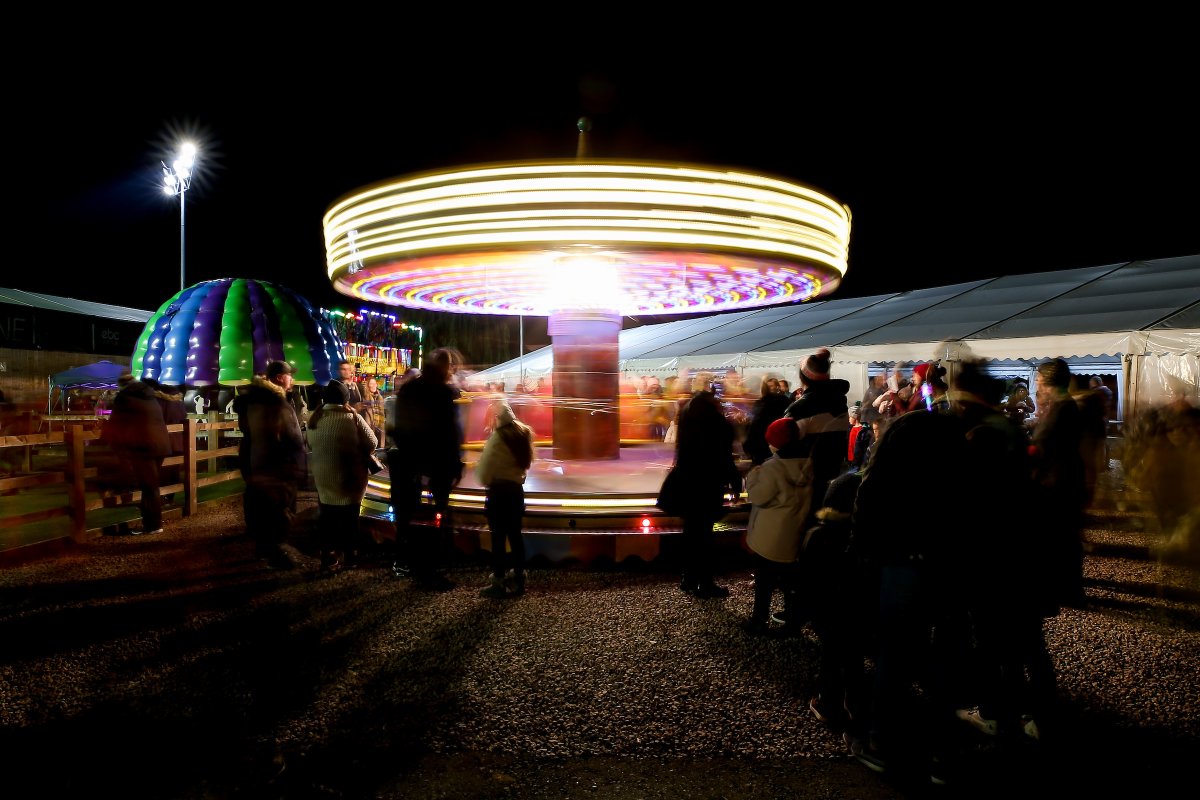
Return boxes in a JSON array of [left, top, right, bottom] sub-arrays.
[[0, 414, 242, 542]]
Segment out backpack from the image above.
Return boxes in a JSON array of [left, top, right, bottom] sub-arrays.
[[499, 422, 534, 471]]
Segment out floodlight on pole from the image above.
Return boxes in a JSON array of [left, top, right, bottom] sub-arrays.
[[162, 142, 198, 292]]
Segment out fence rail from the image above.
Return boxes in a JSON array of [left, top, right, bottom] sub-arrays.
[[0, 414, 243, 542]]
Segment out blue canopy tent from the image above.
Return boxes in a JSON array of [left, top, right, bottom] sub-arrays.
[[47, 360, 128, 414]]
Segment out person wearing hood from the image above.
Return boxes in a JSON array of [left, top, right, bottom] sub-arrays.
[[475, 399, 536, 598], [307, 380, 378, 573], [742, 417, 813, 634], [145, 378, 189, 493], [233, 360, 308, 570], [673, 386, 743, 599], [101, 373, 172, 535], [784, 348, 851, 524]]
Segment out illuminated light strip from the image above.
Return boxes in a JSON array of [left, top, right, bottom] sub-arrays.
[[364, 485, 749, 512], [324, 161, 849, 317], [343, 250, 826, 315], [325, 206, 848, 264], [323, 164, 849, 230], [329, 229, 843, 275]]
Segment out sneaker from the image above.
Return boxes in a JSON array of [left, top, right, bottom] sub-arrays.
[[693, 583, 729, 599], [809, 696, 833, 726], [503, 569, 526, 596], [679, 580, 699, 595], [847, 735, 887, 773], [129, 527, 164, 536], [391, 561, 412, 579], [1022, 715, 1040, 741], [770, 610, 789, 625], [955, 707, 998, 736]]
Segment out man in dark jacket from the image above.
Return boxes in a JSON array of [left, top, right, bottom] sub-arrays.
[[102, 374, 171, 535], [387, 347, 464, 591], [233, 360, 307, 570], [785, 347, 851, 521]]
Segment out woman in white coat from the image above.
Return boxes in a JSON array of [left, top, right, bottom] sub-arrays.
[[307, 381, 378, 573]]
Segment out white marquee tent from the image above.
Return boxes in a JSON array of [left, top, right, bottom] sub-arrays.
[[473, 255, 1200, 420]]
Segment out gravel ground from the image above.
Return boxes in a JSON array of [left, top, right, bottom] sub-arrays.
[[1, 489, 1197, 799]]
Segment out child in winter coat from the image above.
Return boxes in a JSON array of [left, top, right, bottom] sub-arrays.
[[475, 400, 536, 598], [742, 417, 814, 633]]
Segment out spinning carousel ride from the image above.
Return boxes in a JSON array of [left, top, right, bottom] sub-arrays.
[[323, 155, 852, 556]]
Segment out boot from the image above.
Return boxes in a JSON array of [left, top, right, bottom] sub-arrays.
[[505, 569, 526, 596], [479, 574, 507, 599]]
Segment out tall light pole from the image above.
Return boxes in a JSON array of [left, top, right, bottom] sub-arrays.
[[162, 142, 197, 293]]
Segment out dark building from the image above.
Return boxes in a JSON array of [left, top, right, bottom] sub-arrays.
[[0, 288, 152, 411]]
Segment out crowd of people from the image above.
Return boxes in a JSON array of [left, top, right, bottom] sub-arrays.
[[83, 341, 1198, 784], [721, 352, 1135, 782]]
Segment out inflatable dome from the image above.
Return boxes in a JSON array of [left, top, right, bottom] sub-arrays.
[[130, 278, 344, 386]]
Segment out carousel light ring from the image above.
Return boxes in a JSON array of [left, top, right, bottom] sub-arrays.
[[130, 278, 345, 386], [323, 161, 851, 314]]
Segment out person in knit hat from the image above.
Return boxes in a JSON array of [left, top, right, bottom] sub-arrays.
[[742, 416, 814, 634], [784, 347, 850, 524], [891, 362, 948, 414], [475, 399, 536, 598]]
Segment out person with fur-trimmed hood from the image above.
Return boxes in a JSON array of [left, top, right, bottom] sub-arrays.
[[101, 373, 172, 535], [475, 399, 536, 598], [233, 360, 308, 570], [784, 348, 851, 525], [144, 378, 189, 489]]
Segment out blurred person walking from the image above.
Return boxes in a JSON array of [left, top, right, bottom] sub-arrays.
[[307, 381, 378, 574], [672, 380, 742, 599], [475, 399, 536, 599], [1030, 358, 1089, 608], [233, 360, 308, 570], [845, 405, 971, 778], [859, 373, 887, 427], [742, 374, 792, 466], [387, 348, 464, 591], [102, 373, 171, 535]]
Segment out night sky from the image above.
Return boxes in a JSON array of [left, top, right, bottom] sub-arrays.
[[14, 23, 1198, 361]]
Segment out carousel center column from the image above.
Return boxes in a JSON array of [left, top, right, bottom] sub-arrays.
[[548, 309, 621, 460]]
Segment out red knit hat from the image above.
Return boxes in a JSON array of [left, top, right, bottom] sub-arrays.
[[912, 362, 932, 382], [765, 417, 800, 450], [801, 348, 832, 382]]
